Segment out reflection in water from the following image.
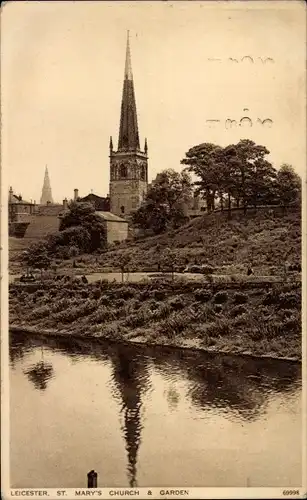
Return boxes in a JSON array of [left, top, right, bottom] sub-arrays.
[[108, 345, 151, 487], [9, 332, 301, 487], [24, 361, 54, 391], [166, 387, 180, 411]]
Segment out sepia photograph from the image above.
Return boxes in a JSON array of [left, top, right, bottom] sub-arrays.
[[1, 1, 306, 498]]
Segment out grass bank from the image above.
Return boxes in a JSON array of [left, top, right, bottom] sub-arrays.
[[9, 278, 301, 361], [9, 207, 301, 276]]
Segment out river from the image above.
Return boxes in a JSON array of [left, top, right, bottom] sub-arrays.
[[10, 332, 302, 488]]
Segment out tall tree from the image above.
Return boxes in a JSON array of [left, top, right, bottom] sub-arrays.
[[181, 143, 223, 212], [181, 140, 276, 215], [276, 164, 301, 208], [132, 169, 192, 234]]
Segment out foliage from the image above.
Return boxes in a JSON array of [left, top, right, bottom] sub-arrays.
[[213, 291, 229, 304], [59, 202, 107, 252], [132, 169, 192, 234], [276, 164, 302, 207], [233, 292, 249, 304], [22, 243, 51, 274], [181, 140, 301, 214], [194, 289, 212, 302]]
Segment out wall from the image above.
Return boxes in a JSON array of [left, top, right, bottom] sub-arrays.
[[24, 215, 60, 240], [105, 220, 128, 244], [109, 180, 147, 217]]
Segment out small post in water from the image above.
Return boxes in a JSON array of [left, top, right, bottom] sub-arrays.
[[87, 470, 98, 488]]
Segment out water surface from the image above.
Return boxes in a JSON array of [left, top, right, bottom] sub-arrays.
[[10, 332, 301, 488]]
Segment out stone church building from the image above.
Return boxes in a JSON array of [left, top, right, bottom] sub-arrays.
[[109, 31, 148, 217]]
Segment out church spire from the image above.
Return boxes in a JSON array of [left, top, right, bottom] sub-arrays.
[[118, 31, 140, 151], [124, 30, 133, 81], [40, 166, 53, 205]]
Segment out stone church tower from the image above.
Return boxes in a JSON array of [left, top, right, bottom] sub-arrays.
[[40, 166, 53, 205], [109, 32, 148, 217]]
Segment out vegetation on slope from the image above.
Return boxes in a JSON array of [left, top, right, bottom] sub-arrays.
[[101, 207, 301, 274], [9, 278, 301, 360]]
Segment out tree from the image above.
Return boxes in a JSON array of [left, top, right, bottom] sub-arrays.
[[181, 143, 223, 212], [132, 169, 192, 234], [160, 247, 178, 280], [59, 202, 107, 252], [276, 164, 301, 208], [117, 253, 131, 282], [181, 140, 276, 216], [23, 243, 51, 278]]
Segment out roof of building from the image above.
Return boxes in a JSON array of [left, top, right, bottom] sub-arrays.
[[95, 211, 127, 223], [81, 193, 109, 200], [9, 194, 32, 205]]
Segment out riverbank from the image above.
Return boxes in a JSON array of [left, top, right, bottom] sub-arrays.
[[9, 278, 301, 361]]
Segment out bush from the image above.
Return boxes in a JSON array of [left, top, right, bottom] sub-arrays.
[[279, 291, 300, 309], [151, 289, 167, 301], [213, 291, 228, 304], [125, 310, 149, 328], [169, 296, 186, 311], [194, 289, 212, 302], [214, 304, 223, 314], [30, 305, 51, 320], [115, 286, 137, 300], [90, 306, 116, 323], [230, 305, 248, 317], [206, 319, 230, 337], [233, 292, 248, 305], [202, 265, 214, 275], [152, 303, 172, 320], [91, 288, 102, 300]]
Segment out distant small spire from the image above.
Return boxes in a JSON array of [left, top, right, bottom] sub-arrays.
[[40, 165, 53, 205], [109, 136, 113, 152], [144, 138, 148, 154]]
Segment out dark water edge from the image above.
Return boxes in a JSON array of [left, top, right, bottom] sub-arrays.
[[9, 325, 301, 363]]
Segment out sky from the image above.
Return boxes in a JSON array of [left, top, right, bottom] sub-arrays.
[[1, 1, 306, 203]]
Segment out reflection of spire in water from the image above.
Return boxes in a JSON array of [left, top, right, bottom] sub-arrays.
[[166, 386, 180, 411], [24, 361, 54, 391], [109, 346, 150, 487]]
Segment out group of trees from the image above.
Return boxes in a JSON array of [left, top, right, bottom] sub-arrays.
[[132, 169, 192, 234], [181, 139, 301, 215], [133, 140, 301, 234], [23, 202, 106, 273]]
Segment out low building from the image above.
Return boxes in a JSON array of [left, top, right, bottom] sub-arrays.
[[95, 212, 128, 244], [8, 187, 37, 223]]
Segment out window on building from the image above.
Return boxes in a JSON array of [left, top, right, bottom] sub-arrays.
[[140, 165, 146, 181], [121, 205, 125, 214], [120, 164, 127, 178]]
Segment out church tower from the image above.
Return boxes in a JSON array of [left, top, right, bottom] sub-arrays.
[[40, 166, 53, 205], [109, 31, 148, 217]]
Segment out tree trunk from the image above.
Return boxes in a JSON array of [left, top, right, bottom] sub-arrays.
[[227, 193, 232, 220], [206, 190, 211, 213], [220, 193, 224, 211], [212, 191, 216, 211]]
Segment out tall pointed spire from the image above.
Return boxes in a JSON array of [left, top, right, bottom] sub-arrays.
[[118, 31, 140, 151], [124, 30, 133, 81], [40, 166, 53, 205]]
